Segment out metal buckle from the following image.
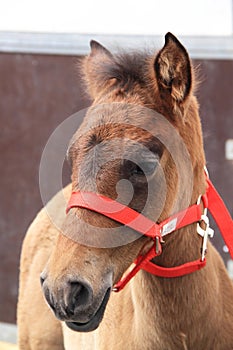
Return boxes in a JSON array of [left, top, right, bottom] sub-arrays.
[[197, 193, 214, 261], [155, 236, 164, 255], [197, 212, 214, 261]]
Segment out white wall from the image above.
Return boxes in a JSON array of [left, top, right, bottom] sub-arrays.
[[0, 0, 232, 36], [0, 0, 232, 58]]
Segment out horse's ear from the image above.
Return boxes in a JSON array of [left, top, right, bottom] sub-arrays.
[[82, 40, 115, 99], [90, 40, 113, 57], [154, 32, 192, 117]]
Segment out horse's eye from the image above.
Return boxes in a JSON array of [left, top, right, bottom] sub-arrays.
[[132, 164, 144, 176], [132, 160, 158, 177]]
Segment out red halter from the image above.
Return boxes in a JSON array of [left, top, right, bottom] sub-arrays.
[[66, 175, 233, 292]]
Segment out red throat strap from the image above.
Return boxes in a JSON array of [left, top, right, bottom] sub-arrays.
[[66, 176, 233, 292]]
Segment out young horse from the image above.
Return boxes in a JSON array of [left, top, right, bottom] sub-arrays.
[[17, 33, 233, 350]]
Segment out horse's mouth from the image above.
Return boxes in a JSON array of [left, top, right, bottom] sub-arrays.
[[65, 287, 111, 332]]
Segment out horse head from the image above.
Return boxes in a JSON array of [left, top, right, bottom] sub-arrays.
[[40, 33, 206, 332]]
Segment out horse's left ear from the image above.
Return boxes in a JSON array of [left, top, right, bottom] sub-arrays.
[[154, 32, 192, 117]]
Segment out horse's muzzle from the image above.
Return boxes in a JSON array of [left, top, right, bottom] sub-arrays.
[[40, 273, 111, 332], [65, 287, 111, 332]]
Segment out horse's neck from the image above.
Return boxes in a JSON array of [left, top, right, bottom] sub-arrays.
[[129, 225, 223, 348]]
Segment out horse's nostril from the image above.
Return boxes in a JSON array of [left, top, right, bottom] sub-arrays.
[[41, 284, 56, 312], [68, 280, 92, 313], [40, 270, 47, 286], [40, 276, 93, 320], [40, 275, 45, 286]]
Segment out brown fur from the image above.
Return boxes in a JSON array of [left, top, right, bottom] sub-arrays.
[[17, 33, 233, 350]]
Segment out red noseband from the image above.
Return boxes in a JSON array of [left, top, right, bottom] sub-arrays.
[[66, 176, 233, 292]]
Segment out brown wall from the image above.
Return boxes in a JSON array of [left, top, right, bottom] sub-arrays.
[[0, 53, 232, 324]]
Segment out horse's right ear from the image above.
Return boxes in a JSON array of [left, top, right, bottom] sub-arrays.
[[154, 32, 193, 118], [82, 40, 115, 99]]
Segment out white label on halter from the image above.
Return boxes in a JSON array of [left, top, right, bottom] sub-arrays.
[[162, 218, 178, 236]]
